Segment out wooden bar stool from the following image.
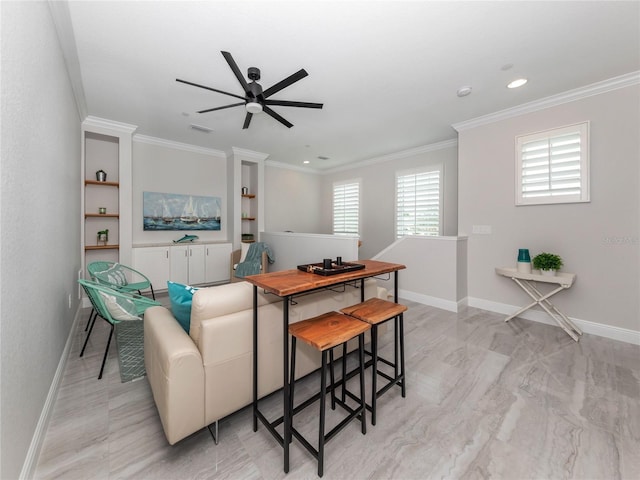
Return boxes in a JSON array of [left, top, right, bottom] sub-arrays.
[[341, 298, 408, 425], [289, 311, 370, 477]]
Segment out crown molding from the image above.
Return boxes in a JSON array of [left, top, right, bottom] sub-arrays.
[[231, 147, 270, 162], [265, 160, 321, 174], [321, 138, 459, 175], [133, 134, 226, 158], [453, 71, 640, 132], [82, 116, 137, 134]]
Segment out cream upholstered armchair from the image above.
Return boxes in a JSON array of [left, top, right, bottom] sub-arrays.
[[229, 243, 268, 282]]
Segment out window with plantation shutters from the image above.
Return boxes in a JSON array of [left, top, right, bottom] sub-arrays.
[[333, 181, 359, 235], [516, 122, 590, 206], [396, 167, 442, 238]]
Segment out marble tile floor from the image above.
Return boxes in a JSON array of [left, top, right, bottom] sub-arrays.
[[34, 299, 639, 480]]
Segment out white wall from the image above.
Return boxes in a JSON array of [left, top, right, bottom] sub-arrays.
[[374, 236, 468, 312], [320, 142, 458, 259], [0, 2, 81, 478], [458, 85, 639, 336], [264, 164, 323, 233], [132, 138, 228, 245]]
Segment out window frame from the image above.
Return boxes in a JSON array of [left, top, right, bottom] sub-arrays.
[[332, 179, 360, 236], [515, 121, 590, 206], [395, 165, 443, 239]]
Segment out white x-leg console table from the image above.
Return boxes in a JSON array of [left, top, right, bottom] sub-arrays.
[[495, 267, 582, 341]]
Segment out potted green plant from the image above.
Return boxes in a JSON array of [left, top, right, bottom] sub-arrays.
[[532, 252, 563, 276]]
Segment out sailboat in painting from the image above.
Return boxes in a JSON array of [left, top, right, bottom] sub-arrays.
[[143, 191, 221, 231], [180, 196, 198, 224]]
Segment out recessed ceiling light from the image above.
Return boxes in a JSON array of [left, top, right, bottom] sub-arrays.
[[507, 78, 528, 89], [303, 160, 310, 164], [456, 86, 472, 97]]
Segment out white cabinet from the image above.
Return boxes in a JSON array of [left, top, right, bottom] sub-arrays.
[[132, 246, 170, 290], [205, 243, 232, 283], [134, 242, 231, 289]]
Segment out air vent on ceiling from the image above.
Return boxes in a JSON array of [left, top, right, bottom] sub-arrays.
[[190, 123, 213, 133], [317, 156, 330, 160]]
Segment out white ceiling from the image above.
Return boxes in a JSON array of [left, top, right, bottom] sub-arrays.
[[62, 1, 640, 170]]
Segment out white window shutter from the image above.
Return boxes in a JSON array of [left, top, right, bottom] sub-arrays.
[[333, 182, 359, 235], [396, 168, 442, 238], [516, 122, 590, 205]]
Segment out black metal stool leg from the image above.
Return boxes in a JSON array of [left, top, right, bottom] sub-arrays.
[[341, 343, 347, 403], [370, 324, 378, 426], [318, 351, 327, 477], [358, 333, 367, 434], [399, 313, 406, 397], [289, 337, 297, 445], [329, 349, 336, 410]]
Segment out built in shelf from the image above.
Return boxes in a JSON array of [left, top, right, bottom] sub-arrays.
[[85, 213, 119, 218], [85, 179, 119, 187], [85, 245, 120, 251]]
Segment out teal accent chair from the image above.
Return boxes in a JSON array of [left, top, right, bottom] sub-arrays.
[[85, 261, 156, 332], [78, 279, 160, 379], [87, 261, 156, 299]]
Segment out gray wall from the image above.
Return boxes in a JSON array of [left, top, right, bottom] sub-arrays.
[[1, 2, 81, 478], [132, 139, 228, 245], [458, 85, 639, 332], [320, 143, 459, 259], [264, 164, 323, 233]]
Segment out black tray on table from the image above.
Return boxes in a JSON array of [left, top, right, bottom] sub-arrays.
[[297, 261, 365, 276]]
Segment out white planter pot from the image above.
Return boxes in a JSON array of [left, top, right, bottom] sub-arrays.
[[540, 269, 557, 276]]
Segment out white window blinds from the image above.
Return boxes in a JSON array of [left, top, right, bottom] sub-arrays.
[[516, 122, 590, 205], [396, 168, 442, 238], [333, 181, 359, 235]]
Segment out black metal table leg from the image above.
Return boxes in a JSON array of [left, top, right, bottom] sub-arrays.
[[253, 285, 258, 432], [283, 296, 290, 472]]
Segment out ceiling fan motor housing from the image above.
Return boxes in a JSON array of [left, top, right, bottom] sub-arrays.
[[247, 67, 261, 81]]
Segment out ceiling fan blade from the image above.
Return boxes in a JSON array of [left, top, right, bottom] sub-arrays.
[[221, 51, 250, 95], [262, 69, 308, 98], [242, 112, 253, 129], [176, 78, 246, 101], [263, 106, 293, 128], [197, 102, 245, 114], [264, 99, 323, 109]]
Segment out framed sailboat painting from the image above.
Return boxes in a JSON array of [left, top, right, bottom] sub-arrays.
[[143, 191, 221, 231]]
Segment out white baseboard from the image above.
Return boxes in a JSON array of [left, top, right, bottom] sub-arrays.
[[399, 289, 461, 312], [20, 305, 81, 480], [467, 297, 640, 345]]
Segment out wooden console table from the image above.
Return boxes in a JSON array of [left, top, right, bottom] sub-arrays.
[[495, 266, 582, 341], [244, 259, 406, 473]]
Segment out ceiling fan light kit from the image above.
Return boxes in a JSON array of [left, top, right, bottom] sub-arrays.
[[245, 102, 263, 114], [177, 51, 323, 129]]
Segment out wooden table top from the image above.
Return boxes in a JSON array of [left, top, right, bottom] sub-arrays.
[[244, 259, 406, 297]]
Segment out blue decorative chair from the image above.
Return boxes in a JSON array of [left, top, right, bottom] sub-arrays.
[[78, 279, 160, 379]]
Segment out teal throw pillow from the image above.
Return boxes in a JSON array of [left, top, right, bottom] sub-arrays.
[[167, 281, 198, 333]]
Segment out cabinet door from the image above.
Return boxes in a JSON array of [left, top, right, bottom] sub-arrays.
[[188, 244, 206, 285], [205, 243, 232, 283], [170, 245, 189, 285], [132, 247, 170, 291]]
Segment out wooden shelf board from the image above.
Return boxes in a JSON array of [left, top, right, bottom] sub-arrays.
[[241, 194, 255, 199], [85, 245, 120, 251], [241, 217, 256, 221], [85, 213, 119, 218], [85, 179, 119, 187]]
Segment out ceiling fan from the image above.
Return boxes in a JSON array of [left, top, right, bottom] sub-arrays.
[[177, 51, 323, 129]]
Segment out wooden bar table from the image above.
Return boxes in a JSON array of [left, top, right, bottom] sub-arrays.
[[244, 259, 406, 473]]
